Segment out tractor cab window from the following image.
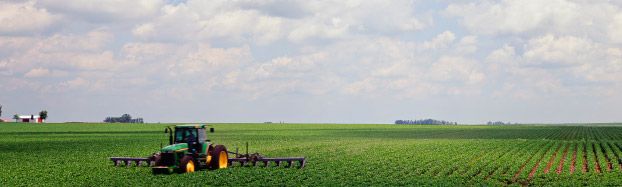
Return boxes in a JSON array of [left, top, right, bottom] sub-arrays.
[[175, 129, 198, 143]]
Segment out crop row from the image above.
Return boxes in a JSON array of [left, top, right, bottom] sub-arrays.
[[423, 127, 622, 185]]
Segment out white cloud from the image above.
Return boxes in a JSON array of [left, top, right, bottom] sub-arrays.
[[446, 0, 577, 34], [24, 68, 67, 78], [168, 44, 251, 76], [523, 35, 601, 67], [287, 17, 350, 43], [486, 45, 516, 63], [38, 0, 164, 22], [423, 31, 455, 50], [455, 36, 478, 55], [609, 13, 622, 43], [430, 56, 484, 85], [133, 2, 285, 44], [0, 1, 57, 34], [520, 34, 622, 84], [12, 29, 116, 72], [288, 0, 427, 42], [446, 0, 620, 40], [133, 0, 427, 44], [483, 33, 622, 99], [206, 9, 283, 44]]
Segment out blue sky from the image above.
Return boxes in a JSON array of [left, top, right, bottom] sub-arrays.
[[1, 0, 621, 124]]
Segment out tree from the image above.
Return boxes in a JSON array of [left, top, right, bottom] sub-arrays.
[[39, 110, 48, 121], [0, 104, 3, 118], [120, 114, 131, 123], [13, 114, 19, 122]]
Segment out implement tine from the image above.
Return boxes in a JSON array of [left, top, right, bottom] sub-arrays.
[[299, 159, 306, 169], [227, 156, 305, 169], [109, 157, 151, 167]]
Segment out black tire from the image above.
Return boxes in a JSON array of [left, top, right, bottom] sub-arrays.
[[206, 145, 214, 167], [178, 155, 196, 173], [209, 145, 228, 170]]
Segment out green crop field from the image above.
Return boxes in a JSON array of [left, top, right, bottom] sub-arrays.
[[3, 123, 622, 186]]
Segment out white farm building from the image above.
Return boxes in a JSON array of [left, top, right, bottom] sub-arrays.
[[16, 115, 44, 123]]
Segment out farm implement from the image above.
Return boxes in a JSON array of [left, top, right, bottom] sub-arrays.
[[109, 124, 305, 174]]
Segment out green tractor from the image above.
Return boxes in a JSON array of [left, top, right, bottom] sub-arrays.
[[110, 124, 305, 174], [151, 124, 228, 174]]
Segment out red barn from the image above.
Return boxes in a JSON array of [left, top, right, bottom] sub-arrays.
[[16, 115, 44, 123]]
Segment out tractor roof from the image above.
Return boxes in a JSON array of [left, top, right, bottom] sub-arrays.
[[175, 124, 206, 129]]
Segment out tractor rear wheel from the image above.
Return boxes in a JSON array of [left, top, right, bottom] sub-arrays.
[[178, 155, 196, 173], [206, 145, 214, 167], [209, 145, 228, 170]]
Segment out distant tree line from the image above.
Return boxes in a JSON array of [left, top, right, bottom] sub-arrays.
[[395, 119, 458, 125], [487, 121, 514, 125], [104, 114, 144, 123]]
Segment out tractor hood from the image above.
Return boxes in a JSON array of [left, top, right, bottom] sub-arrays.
[[160, 143, 188, 153]]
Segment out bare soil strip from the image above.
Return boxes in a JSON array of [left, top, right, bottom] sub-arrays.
[[570, 143, 577, 174], [592, 143, 602, 173], [606, 142, 622, 171], [513, 143, 552, 182], [583, 143, 588, 173], [556, 143, 570, 174], [466, 147, 513, 178], [528, 144, 558, 180], [478, 142, 532, 180], [486, 143, 544, 180], [598, 143, 613, 171], [512, 153, 537, 182], [543, 143, 562, 174], [442, 149, 491, 177]]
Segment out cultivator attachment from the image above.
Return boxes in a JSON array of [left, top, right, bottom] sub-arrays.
[[228, 152, 306, 169], [226, 142, 306, 169], [110, 157, 154, 167], [109, 154, 306, 169]]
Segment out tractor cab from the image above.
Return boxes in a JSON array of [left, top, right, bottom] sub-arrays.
[[165, 124, 213, 154], [174, 126, 204, 144]]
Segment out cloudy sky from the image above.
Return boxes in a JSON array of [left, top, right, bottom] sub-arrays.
[[1, 0, 621, 124]]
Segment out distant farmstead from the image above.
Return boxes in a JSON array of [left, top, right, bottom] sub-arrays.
[[16, 115, 44, 123]]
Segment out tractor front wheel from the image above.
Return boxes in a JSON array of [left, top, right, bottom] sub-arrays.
[[209, 145, 228, 170], [178, 155, 196, 173]]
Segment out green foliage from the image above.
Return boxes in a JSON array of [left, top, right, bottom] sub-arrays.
[[39, 110, 48, 120], [2, 123, 622, 186]]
